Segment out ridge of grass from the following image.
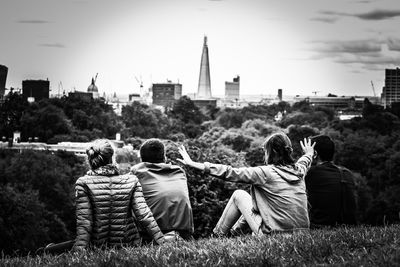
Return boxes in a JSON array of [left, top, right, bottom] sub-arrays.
[[1, 225, 400, 267]]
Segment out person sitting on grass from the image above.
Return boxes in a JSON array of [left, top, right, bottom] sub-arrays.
[[130, 138, 194, 241], [178, 132, 315, 236], [305, 135, 358, 228], [41, 139, 165, 254]]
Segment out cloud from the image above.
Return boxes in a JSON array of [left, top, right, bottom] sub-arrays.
[[310, 17, 338, 24], [356, 10, 400, 20], [387, 38, 400, 51], [312, 40, 382, 54], [309, 39, 400, 71], [320, 9, 400, 21], [16, 19, 50, 24], [38, 43, 66, 48]]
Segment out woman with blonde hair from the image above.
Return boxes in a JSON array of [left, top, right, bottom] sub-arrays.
[[41, 139, 164, 254], [178, 132, 315, 236]]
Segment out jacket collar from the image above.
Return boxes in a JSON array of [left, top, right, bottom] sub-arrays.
[[87, 164, 119, 176]]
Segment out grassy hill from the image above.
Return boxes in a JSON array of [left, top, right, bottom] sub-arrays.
[[1, 225, 400, 266]]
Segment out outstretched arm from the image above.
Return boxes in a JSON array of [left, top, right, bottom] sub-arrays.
[[177, 145, 206, 171], [178, 145, 268, 185]]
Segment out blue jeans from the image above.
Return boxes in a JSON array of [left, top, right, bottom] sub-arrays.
[[213, 189, 263, 236]]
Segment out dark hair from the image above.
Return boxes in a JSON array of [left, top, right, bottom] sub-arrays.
[[310, 135, 335, 161], [140, 138, 165, 163], [263, 132, 295, 166], [86, 139, 114, 170]]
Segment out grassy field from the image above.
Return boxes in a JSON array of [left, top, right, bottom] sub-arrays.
[[1, 225, 400, 266]]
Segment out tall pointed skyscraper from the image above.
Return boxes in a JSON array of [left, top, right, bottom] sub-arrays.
[[197, 36, 212, 99]]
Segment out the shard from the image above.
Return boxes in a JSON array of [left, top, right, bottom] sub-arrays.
[[197, 36, 212, 99]]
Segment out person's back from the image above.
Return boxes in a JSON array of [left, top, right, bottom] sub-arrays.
[[131, 139, 194, 239], [75, 169, 163, 248], [306, 135, 357, 228]]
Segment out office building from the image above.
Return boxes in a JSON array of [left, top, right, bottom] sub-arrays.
[[278, 89, 283, 101], [197, 36, 212, 99], [225, 76, 240, 100], [22, 79, 50, 102], [0, 65, 7, 100], [382, 68, 400, 108], [152, 82, 182, 107]]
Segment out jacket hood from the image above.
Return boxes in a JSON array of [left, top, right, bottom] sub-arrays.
[[131, 162, 181, 173], [272, 165, 303, 184]]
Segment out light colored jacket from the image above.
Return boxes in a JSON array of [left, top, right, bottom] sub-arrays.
[[131, 162, 194, 235], [204, 152, 313, 233], [74, 164, 164, 249]]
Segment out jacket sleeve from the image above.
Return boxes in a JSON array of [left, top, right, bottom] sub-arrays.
[[294, 152, 313, 179], [203, 162, 270, 185], [73, 180, 93, 250], [131, 181, 164, 245]]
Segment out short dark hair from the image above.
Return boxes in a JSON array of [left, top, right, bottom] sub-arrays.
[[310, 135, 335, 161], [139, 138, 165, 163]]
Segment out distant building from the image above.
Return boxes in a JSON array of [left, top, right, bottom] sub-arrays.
[[294, 95, 374, 110], [129, 93, 141, 102], [197, 36, 212, 99], [152, 82, 182, 107], [278, 89, 283, 101], [22, 79, 50, 102], [0, 65, 8, 100], [87, 77, 99, 99], [382, 68, 400, 108], [192, 98, 217, 109], [225, 76, 240, 101], [68, 91, 93, 101]]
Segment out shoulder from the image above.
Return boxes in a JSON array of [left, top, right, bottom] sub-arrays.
[[117, 173, 139, 183], [75, 175, 91, 186], [130, 162, 146, 174]]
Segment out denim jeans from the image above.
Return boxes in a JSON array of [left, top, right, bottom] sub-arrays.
[[213, 189, 263, 236]]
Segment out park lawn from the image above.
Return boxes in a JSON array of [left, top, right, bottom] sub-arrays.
[[1, 225, 400, 266]]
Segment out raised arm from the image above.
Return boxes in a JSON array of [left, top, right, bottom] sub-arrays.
[[295, 138, 315, 177], [73, 182, 93, 251]]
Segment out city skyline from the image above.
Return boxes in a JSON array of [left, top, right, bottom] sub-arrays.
[[1, 0, 400, 97]]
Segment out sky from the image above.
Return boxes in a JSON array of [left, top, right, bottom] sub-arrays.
[[1, 0, 400, 98]]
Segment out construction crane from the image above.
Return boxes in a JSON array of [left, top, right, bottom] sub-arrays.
[[370, 81, 377, 97], [134, 75, 144, 96], [312, 91, 321, 96]]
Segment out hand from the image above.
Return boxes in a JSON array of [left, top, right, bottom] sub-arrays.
[[177, 145, 194, 166], [300, 138, 315, 155]]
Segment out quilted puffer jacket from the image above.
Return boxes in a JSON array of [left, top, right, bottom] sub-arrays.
[[74, 164, 164, 249]]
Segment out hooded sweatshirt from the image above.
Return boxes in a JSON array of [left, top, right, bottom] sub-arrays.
[[130, 162, 194, 235], [203, 152, 313, 233]]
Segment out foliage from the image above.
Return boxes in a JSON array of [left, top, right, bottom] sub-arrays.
[[167, 96, 207, 138], [2, 226, 400, 266], [0, 149, 86, 255], [121, 101, 170, 139], [0, 91, 29, 138]]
